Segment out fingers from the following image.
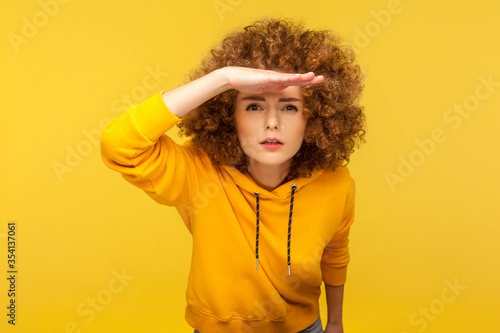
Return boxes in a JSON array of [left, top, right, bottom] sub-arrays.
[[271, 72, 324, 87], [261, 72, 323, 93], [226, 67, 324, 93], [294, 73, 324, 86]]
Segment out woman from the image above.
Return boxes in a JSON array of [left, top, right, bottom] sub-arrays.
[[101, 18, 365, 333]]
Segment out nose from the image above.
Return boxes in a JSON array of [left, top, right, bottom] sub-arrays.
[[265, 109, 280, 130]]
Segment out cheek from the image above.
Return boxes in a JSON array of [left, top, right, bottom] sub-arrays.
[[235, 118, 251, 145], [235, 113, 257, 141], [292, 119, 307, 140]]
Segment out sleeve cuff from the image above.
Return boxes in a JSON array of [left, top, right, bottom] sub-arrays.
[[322, 265, 348, 286]]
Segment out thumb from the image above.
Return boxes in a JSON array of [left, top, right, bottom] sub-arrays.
[[263, 85, 288, 92]]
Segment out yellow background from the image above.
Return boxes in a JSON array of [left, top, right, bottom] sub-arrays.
[[1, 0, 499, 332]]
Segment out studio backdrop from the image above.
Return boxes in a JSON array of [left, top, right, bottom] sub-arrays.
[[1, 0, 499, 332]]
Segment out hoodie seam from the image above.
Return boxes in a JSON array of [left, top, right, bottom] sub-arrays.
[[187, 303, 301, 322]]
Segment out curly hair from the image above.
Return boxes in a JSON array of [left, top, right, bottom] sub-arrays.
[[177, 17, 366, 179]]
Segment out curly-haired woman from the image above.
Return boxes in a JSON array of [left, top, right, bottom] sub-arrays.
[[101, 17, 365, 333]]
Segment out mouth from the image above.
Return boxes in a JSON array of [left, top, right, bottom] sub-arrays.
[[260, 137, 283, 144], [260, 137, 283, 149]]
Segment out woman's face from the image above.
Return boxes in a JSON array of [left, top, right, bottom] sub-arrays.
[[234, 86, 307, 173]]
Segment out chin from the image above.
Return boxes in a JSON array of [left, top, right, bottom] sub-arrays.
[[251, 157, 293, 169]]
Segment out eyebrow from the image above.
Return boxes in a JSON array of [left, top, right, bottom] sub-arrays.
[[240, 96, 303, 102]]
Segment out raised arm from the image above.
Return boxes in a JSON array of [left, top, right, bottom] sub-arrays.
[[162, 66, 324, 118]]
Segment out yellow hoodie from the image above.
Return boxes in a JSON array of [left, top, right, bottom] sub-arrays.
[[100, 91, 356, 333]]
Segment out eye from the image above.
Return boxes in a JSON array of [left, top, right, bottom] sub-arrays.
[[282, 105, 299, 112], [245, 104, 262, 111]]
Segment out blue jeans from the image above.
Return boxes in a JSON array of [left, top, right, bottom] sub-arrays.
[[194, 316, 323, 333]]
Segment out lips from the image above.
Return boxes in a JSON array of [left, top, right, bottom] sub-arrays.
[[260, 137, 283, 145], [260, 137, 283, 150]]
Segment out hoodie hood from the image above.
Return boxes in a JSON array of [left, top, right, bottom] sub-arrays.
[[222, 166, 324, 199]]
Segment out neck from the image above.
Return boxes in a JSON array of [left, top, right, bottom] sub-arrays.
[[247, 161, 291, 192]]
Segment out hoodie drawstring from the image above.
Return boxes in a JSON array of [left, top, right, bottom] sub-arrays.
[[253, 191, 260, 270], [288, 184, 298, 276], [253, 184, 298, 276]]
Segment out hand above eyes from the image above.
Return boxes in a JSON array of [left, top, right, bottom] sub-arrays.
[[162, 66, 324, 118], [222, 66, 324, 94]]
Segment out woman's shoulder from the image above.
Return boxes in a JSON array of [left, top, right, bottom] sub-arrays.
[[313, 166, 355, 193], [318, 166, 353, 182]]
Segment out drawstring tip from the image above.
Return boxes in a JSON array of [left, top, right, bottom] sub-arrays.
[[256, 259, 259, 270], [288, 265, 291, 276]]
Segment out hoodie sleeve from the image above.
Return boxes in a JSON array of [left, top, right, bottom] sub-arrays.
[[100, 90, 212, 207], [320, 176, 356, 286]]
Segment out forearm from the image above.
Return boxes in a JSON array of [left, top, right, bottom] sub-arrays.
[[162, 68, 230, 118], [325, 284, 344, 325]]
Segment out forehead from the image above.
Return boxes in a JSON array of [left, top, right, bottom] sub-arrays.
[[235, 86, 303, 102]]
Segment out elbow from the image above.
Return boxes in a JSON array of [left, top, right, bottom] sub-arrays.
[[99, 120, 123, 168]]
